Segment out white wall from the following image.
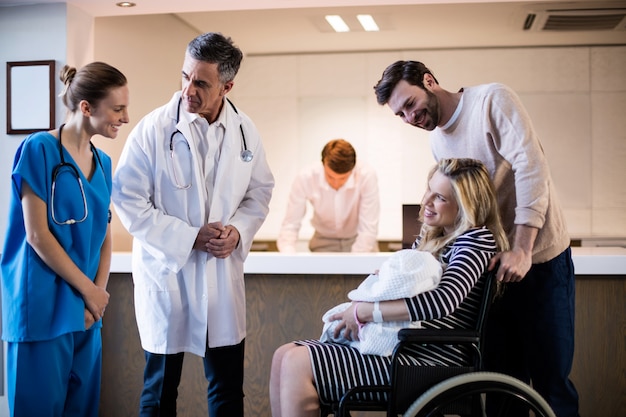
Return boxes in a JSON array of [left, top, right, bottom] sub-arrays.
[[0, 5, 67, 413], [2, 11, 625, 252], [90, 14, 199, 250], [231, 51, 436, 241], [0, 4, 67, 258], [232, 46, 626, 242], [88, 15, 626, 249]]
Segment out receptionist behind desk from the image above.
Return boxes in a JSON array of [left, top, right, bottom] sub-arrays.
[[277, 139, 380, 252]]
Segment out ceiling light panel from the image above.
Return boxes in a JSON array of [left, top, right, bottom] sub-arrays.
[[325, 15, 350, 32], [357, 14, 380, 31], [312, 14, 391, 33]]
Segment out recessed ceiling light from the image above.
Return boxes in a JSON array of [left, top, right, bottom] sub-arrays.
[[357, 14, 380, 32], [116, 2, 136, 7], [325, 15, 350, 33]]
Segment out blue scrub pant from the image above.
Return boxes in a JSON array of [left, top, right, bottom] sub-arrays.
[[7, 328, 102, 417], [139, 339, 245, 417], [484, 247, 580, 417]]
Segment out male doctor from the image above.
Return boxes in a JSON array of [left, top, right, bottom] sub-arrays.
[[112, 32, 274, 417]]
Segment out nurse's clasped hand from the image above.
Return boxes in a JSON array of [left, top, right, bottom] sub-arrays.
[[81, 282, 110, 322], [84, 308, 97, 329]]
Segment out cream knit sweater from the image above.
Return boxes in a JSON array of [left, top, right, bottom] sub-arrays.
[[430, 83, 569, 263]]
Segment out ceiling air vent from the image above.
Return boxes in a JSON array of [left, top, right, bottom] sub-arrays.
[[524, 8, 626, 31]]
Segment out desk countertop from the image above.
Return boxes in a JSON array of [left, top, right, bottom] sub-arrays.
[[110, 247, 626, 275]]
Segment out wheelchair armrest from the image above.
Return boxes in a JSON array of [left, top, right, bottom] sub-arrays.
[[397, 328, 480, 345], [338, 385, 391, 414]]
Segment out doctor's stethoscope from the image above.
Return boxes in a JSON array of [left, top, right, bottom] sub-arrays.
[[51, 123, 104, 225], [169, 98, 253, 189]]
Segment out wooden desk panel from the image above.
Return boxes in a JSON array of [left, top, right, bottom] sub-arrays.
[[100, 273, 625, 417], [570, 276, 626, 414]]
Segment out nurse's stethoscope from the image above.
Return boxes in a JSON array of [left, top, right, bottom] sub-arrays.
[[51, 124, 104, 225], [169, 98, 253, 189]]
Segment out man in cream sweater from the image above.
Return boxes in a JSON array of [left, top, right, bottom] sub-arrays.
[[373, 60, 579, 417]]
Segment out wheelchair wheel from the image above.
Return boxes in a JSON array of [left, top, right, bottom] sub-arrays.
[[403, 371, 556, 417]]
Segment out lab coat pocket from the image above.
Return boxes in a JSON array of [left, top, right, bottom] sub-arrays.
[[136, 288, 185, 351], [134, 274, 188, 352]]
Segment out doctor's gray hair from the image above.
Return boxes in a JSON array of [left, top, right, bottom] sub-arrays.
[[187, 32, 243, 84]]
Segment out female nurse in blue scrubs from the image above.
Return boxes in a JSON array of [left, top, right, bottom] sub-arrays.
[[1, 62, 129, 417]]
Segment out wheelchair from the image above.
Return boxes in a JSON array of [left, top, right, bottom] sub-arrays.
[[403, 371, 555, 417], [321, 269, 556, 417]]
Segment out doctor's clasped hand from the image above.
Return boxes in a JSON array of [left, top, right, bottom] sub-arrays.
[[194, 222, 240, 258]]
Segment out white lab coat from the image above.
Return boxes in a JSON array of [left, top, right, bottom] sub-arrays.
[[112, 92, 274, 356]]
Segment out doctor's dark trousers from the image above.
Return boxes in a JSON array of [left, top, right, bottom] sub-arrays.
[[139, 339, 245, 417], [484, 247, 580, 417]]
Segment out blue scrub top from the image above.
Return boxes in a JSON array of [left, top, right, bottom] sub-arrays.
[[1, 131, 112, 342]]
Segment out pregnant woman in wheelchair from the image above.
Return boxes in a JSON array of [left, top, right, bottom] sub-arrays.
[[270, 157, 509, 417]]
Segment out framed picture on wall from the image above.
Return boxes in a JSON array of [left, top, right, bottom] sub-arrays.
[[6, 60, 55, 135]]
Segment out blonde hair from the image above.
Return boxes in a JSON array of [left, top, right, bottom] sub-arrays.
[[417, 158, 509, 259]]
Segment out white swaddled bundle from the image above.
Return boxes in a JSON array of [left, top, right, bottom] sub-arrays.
[[320, 249, 443, 356]]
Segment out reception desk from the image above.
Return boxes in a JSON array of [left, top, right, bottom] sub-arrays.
[[101, 248, 626, 417]]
